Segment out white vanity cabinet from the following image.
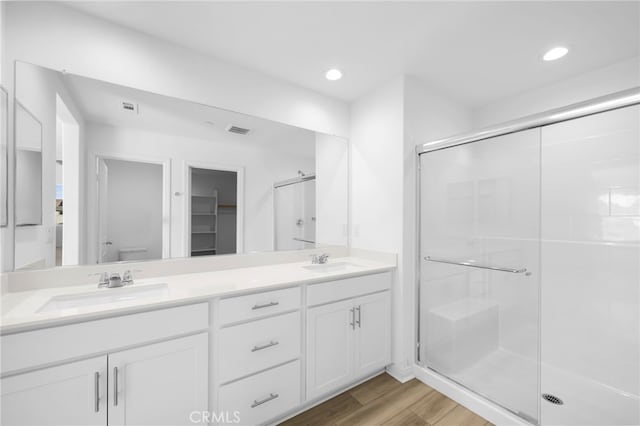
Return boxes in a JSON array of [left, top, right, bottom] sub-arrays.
[[306, 273, 391, 400], [215, 287, 303, 426], [108, 333, 208, 426], [0, 304, 209, 426], [0, 268, 395, 426], [1, 356, 108, 426]]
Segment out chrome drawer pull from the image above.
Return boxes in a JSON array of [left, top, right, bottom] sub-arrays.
[[350, 308, 355, 330], [251, 340, 280, 352], [252, 301, 279, 310], [94, 372, 100, 412], [356, 305, 361, 328], [251, 393, 279, 408]]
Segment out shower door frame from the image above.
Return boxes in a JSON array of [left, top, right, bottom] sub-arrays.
[[413, 87, 640, 422], [272, 174, 317, 250]]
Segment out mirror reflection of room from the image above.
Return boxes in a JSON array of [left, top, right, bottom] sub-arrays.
[[274, 172, 316, 251], [189, 167, 238, 257], [13, 62, 348, 271]]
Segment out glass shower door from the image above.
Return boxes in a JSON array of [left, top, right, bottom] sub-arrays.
[[274, 178, 316, 250], [419, 129, 541, 423]]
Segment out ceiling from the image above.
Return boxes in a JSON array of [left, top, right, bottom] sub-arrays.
[[61, 71, 316, 157], [65, 1, 640, 107]]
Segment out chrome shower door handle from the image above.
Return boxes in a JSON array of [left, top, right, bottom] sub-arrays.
[[424, 256, 528, 274]]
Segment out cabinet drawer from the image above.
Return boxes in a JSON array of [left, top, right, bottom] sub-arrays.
[[307, 272, 391, 306], [219, 287, 300, 325], [218, 311, 300, 383], [218, 360, 301, 426]]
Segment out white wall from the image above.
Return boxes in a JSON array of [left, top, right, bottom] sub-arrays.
[[103, 159, 163, 262], [13, 62, 86, 270], [349, 74, 473, 380], [315, 134, 349, 247], [3, 2, 348, 137], [85, 123, 315, 263], [350, 76, 406, 377], [473, 56, 640, 128]]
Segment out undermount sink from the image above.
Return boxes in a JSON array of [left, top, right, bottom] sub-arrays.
[[38, 283, 170, 313], [302, 261, 363, 273]]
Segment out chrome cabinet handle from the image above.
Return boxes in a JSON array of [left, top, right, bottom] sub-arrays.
[[113, 366, 119, 406], [356, 305, 361, 328], [251, 341, 279, 352], [94, 372, 100, 412], [424, 256, 528, 274], [252, 301, 279, 310], [349, 308, 355, 330], [251, 393, 279, 408]]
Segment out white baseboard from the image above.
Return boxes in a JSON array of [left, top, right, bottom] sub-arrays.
[[385, 364, 415, 383], [413, 364, 533, 426]]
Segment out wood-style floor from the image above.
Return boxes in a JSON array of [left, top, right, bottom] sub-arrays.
[[280, 373, 492, 426]]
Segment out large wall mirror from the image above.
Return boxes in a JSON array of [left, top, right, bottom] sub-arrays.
[[13, 61, 349, 271]]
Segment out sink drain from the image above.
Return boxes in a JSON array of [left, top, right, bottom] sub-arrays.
[[542, 393, 564, 405]]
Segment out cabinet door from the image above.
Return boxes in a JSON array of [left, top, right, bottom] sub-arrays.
[[354, 291, 391, 377], [108, 333, 208, 426], [1, 356, 107, 426], [306, 299, 355, 399]]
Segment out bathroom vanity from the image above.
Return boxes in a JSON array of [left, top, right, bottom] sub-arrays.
[[0, 254, 395, 426]]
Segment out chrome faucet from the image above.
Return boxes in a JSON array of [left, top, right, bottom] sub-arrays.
[[92, 272, 110, 288], [311, 253, 330, 264], [122, 269, 138, 286], [108, 273, 124, 288], [92, 270, 140, 288]]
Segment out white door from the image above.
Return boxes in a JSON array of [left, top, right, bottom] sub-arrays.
[[354, 292, 391, 377], [108, 333, 208, 426], [97, 159, 110, 263], [306, 299, 354, 399], [1, 356, 107, 426]]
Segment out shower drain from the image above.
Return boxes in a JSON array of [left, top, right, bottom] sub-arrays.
[[542, 393, 564, 405]]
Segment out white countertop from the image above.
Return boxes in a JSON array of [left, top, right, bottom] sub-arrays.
[[0, 256, 395, 334]]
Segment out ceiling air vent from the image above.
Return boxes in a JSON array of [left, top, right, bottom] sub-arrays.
[[122, 102, 138, 113], [226, 125, 251, 135]]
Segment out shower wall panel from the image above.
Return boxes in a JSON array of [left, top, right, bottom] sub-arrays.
[[540, 105, 640, 425]]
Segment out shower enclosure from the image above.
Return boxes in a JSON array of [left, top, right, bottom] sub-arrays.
[[417, 89, 639, 425], [274, 174, 316, 250]]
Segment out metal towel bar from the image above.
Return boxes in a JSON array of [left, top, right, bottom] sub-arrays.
[[424, 256, 528, 274], [293, 237, 315, 244]]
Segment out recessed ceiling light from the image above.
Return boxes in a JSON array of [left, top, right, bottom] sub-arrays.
[[325, 69, 343, 81], [543, 46, 569, 61]]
